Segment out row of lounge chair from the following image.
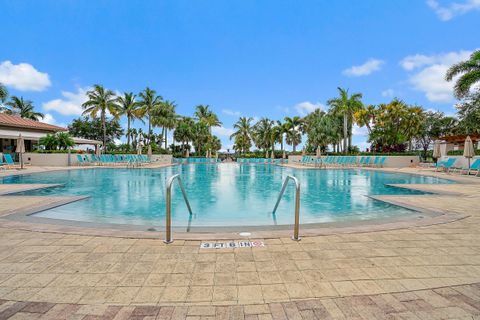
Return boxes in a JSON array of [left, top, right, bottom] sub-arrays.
[[433, 157, 480, 176], [236, 158, 288, 164], [173, 158, 222, 164], [299, 155, 387, 168], [0, 153, 20, 170], [77, 154, 151, 166]]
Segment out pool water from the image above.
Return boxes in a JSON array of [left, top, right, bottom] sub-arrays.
[[1, 164, 453, 227]]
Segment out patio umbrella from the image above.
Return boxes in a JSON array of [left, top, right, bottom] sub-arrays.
[[464, 136, 475, 174], [316, 146, 321, 158], [16, 134, 25, 169], [137, 143, 142, 155], [271, 150, 275, 159], [432, 140, 441, 163], [282, 150, 286, 159], [95, 144, 100, 157], [215, 151, 218, 160], [147, 144, 152, 157], [185, 149, 189, 158], [206, 150, 209, 158]]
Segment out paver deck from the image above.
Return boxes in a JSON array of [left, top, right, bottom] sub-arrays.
[[0, 166, 478, 318]]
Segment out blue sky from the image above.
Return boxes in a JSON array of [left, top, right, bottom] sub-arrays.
[[1, 0, 479, 151]]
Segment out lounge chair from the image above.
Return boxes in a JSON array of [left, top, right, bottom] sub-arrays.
[[436, 158, 457, 172], [455, 158, 480, 175], [76, 155, 86, 166], [378, 156, 387, 168], [363, 156, 371, 167], [3, 154, 20, 169]]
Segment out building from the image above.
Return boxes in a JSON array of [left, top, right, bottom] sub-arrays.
[[436, 134, 480, 155], [0, 113, 101, 158]]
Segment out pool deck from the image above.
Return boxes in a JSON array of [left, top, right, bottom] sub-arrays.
[[0, 165, 479, 318]]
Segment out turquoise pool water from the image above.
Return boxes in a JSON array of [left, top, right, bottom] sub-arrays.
[[1, 164, 453, 227]]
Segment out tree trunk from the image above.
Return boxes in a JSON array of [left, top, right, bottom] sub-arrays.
[[164, 129, 168, 151], [127, 117, 131, 147], [148, 111, 151, 145], [343, 113, 347, 154], [102, 110, 106, 153]]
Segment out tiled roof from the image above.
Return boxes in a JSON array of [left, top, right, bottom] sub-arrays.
[[0, 113, 67, 132]]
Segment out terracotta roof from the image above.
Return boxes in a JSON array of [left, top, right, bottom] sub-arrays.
[[0, 113, 67, 132], [436, 134, 480, 143]]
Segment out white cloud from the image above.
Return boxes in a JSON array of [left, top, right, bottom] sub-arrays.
[[42, 87, 89, 116], [212, 126, 235, 137], [222, 109, 241, 117], [42, 113, 66, 128], [342, 59, 384, 77], [0, 60, 51, 91], [427, 0, 480, 21], [352, 124, 368, 136], [401, 50, 473, 103], [294, 101, 325, 116], [381, 89, 395, 97]]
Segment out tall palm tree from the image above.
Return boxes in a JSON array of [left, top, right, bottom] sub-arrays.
[[327, 87, 363, 153], [138, 87, 162, 145], [284, 116, 303, 152], [0, 83, 8, 105], [194, 104, 222, 134], [153, 100, 177, 150], [274, 120, 288, 154], [253, 117, 274, 155], [174, 117, 195, 154], [5, 96, 44, 121], [115, 92, 143, 148], [230, 117, 254, 155], [446, 50, 480, 99], [82, 84, 118, 151]]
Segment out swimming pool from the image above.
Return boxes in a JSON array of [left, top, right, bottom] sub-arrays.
[[1, 164, 453, 228]]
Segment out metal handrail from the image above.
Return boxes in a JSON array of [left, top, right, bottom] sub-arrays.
[[164, 174, 193, 244], [272, 175, 301, 241]]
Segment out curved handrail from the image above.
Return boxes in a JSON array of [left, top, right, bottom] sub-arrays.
[[164, 174, 193, 244], [272, 175, 301, 241]]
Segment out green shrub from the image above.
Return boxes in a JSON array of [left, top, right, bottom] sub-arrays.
[[447, 149, 480, 155]]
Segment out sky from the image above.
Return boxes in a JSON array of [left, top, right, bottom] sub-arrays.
[[1, 0, 479, 151]]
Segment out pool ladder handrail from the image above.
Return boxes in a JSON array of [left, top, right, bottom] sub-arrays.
[[164, 174, 193, 244], [272, 175, 301, 241]]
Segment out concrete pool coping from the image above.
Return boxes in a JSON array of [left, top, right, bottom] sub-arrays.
[[0, 165, 478, 239]]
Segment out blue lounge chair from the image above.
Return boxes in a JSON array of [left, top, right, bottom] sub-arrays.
[[436, 158, 456, 172], [3, 154, 19, 169], [76, 155, 86, 166], [363, 156, 371, 167], [455, 158, 480, 175], [378, 156, 387, 168]]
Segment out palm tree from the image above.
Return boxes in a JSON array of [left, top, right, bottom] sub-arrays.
[[446, 50, 480, 99], [115, 92, 143, 148], [194, 104, 222, 134], [5, 96, 44, 121], [284, 116, 303, 152], [253, 117, 274, 155], [274, 120, 288, 154], [0, 83, 8, 105], [82, 84, 118, 152], [138, 87, 162, 145], [153, 100, 178, 150], [174, 117, 195, 154], [230, 117, 254, 155], [327, 87, 363, 153]]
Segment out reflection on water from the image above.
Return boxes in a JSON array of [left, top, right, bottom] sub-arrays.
[[1, 164, 452, 227]]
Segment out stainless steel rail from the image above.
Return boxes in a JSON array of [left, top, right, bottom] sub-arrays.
[[272, 175, 301, 241], [164, 174, 193, 244]]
